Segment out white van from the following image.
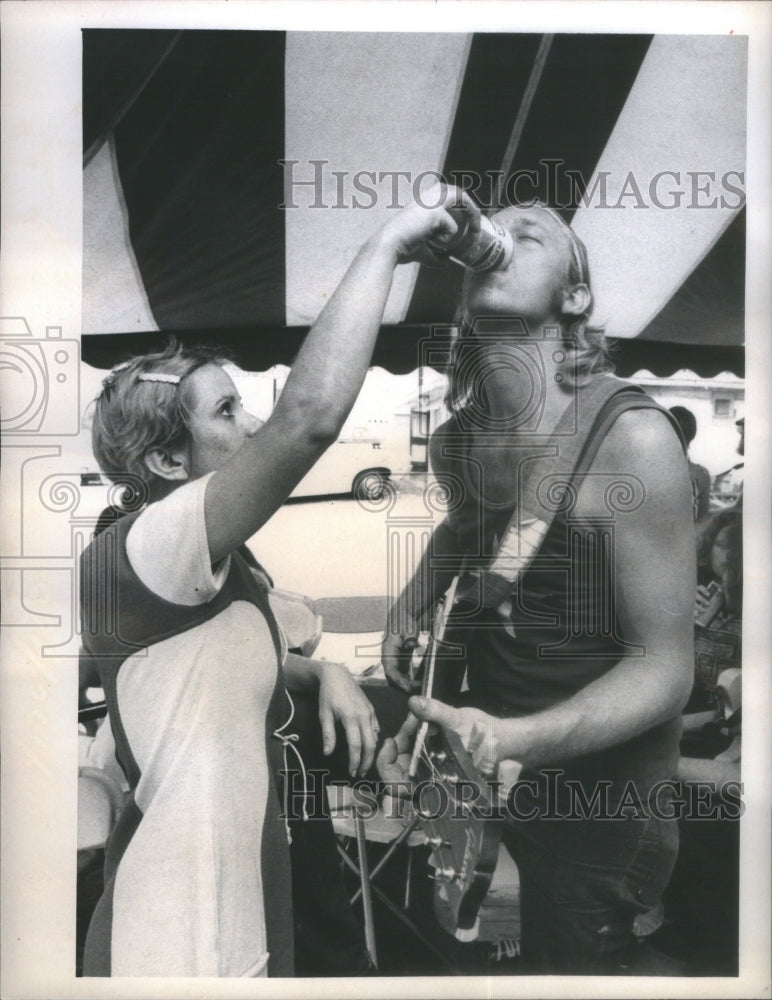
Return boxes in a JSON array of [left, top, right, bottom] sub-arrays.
[[80, 439, 394, 505], [291, 438, 392, 500]]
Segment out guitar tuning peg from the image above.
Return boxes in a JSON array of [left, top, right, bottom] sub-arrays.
[[429, 867, 459, 882]]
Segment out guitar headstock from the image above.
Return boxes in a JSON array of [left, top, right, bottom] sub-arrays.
[[412, 725, 505, 937]]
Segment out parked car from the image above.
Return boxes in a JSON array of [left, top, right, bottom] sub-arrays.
[[80, 438, 399, 503], [291, 439, 393, 500]]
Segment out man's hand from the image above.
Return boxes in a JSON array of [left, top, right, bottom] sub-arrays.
[[381, 632, 422, 694], [376, 697, 507, 782], [376, 712, 420, 787], [317, 661, 380, 777], [409, 696, 505, 776]]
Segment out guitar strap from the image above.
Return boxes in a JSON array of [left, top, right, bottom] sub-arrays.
[[463, 374, 684, 612]]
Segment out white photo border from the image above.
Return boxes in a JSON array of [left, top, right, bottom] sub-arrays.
[[1, 2, 769, 998]]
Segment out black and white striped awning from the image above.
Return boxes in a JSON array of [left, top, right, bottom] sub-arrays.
[[82, 30, 746, 377]]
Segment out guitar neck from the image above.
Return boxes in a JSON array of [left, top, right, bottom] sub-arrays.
[[408, 575, 460, 778], [406, 575, 524, 940]]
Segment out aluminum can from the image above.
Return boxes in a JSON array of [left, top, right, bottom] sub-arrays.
[[693, 579, 725, 627], [429, 213, 514, 272]]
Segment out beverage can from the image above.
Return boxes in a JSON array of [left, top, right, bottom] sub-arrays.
[[429, 213, 514, 272], [693, 579, 725, 627]]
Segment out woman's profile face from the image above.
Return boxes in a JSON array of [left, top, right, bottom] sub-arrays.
[[183, 364, 264, 478]]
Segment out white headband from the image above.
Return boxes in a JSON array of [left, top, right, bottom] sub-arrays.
[[101, 361, 131, 390], [137, 372, 181, 385]]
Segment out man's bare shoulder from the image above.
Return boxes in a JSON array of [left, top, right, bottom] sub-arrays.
[[591, 406, 683, 475], [575, 406, 690, 520]]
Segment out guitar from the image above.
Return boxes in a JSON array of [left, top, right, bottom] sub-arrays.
[[407, 577, 510, 941]]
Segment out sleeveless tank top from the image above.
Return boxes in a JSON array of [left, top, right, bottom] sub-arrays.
[[430, 391, 683, 834]]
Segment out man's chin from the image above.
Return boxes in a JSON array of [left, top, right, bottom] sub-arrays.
[[461, 286, 500, 315]]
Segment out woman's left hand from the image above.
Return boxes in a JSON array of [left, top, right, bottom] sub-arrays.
[[317, 662, 380, 776]]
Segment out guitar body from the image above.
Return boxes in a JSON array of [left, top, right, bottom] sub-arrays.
[[412, 725, 505, 938]]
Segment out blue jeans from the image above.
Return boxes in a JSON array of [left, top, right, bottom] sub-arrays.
[[504, 814, 679, 974]]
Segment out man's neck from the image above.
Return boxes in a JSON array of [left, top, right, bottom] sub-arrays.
[[472, 329, 570, 428]]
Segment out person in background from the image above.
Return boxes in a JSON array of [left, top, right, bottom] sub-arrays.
[[711, 415, 744, 511], [732, 416, 744, 510], [665, 505, 743, 976], [669, 406, 711, 520], [689, 507, 742, 706]]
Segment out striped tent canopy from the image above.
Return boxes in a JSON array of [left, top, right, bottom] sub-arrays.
[[82, 29, 746, 377]]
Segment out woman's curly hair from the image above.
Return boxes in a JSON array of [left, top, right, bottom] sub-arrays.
[[89, 339, 230, 497]]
